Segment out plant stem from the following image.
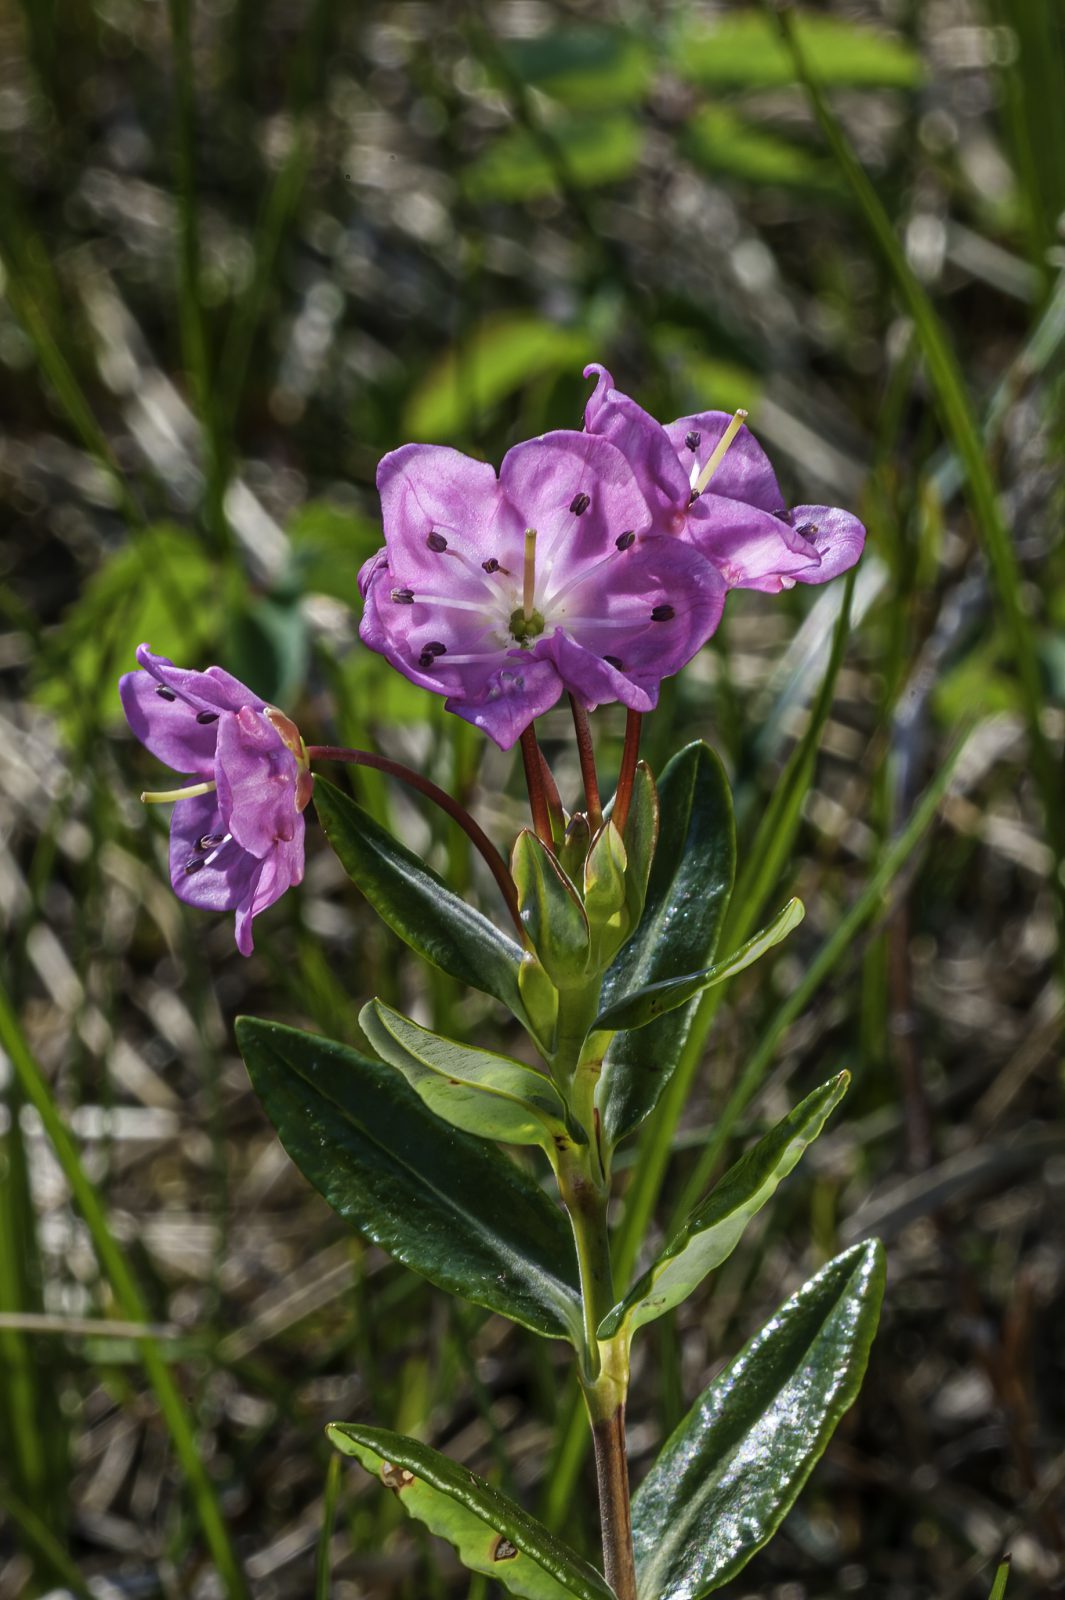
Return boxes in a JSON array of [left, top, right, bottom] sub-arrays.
[[305, 746, 520, 934], [613, 711, 642, 833], [586, 1364, 637, 1600], [519, 723, 555, 850], [569, 696, 603, 830], [538, 744, 566, 839]]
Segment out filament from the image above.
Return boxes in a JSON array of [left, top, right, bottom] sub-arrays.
[[694, 409, 748, 494]]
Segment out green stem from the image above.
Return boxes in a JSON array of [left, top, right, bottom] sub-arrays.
[[584, 1343, 637, 1600]]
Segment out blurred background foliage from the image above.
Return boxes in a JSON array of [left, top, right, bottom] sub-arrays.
[[1, 0, 1064, 1596]]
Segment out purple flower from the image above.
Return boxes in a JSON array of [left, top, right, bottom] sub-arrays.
[[119, 645, 312, 955], [359, 432, 726, 749], [583, 364, 865, 594]]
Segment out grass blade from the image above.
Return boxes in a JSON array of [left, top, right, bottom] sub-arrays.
[[0, 980, 249, 1600], [772, 1, 1065, 936]]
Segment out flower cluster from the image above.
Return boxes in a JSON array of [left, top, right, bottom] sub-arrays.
[[359, 365, 865, 748], [121, 361, 865, 951]]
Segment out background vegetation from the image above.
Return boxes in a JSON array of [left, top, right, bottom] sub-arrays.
[[1, 0, 1063, 1595]]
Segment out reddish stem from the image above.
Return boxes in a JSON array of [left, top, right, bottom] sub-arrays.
[[569, 696, 603, 832], [612, 711, 643, 834], [538, 745, 565, 840], [305, 745, 520, 934], [519, 724, 555, 851]]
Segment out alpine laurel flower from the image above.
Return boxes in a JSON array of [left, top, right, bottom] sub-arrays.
[[584, 363, 865, 593], [359, 431, 726, 749], [120, 645, 311, 955]]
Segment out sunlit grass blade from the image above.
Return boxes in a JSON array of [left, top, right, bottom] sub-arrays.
[[987, 1555, 1011, 1600], [772, 1, 1065, 935], [0, 980, 249, 1600]]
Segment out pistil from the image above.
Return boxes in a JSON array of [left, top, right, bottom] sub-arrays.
[[523, 528, 537, 623], [141, 780, 217, 804], [693, 409, 748, 495]]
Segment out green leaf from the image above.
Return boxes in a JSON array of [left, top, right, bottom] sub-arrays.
[[593, 898, 804, 1034], [225, 593, 308, 708], [359, 999, 581, 1160], [671, 11, 923, 89], [618, 763, 658, 935], [632, 1240, 886, 1599], [236, 1018, 583, 1342], [598, 1073, 849, 1340], [286, 499, 381, 604], [34, 524, 221, 736], [583, 822, 630, 969], [464, 117, 642, 204], [405, 314, 592, 441], [497, 26, 651, 110], [313, 777, 526, 1020], [328, 1424, 616, 1600], [683, 107, 839, 194], [987, 1557, 1011, 1600], [597, 744, 735, 1147], [512, 831, 591, 987]]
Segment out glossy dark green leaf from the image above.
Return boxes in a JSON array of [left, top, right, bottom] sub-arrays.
[[593, 899, 804, 1034], [313, 777, 526, 1019], [236, 1018, 583, 1342], [359, 1000, 580, 1159], [632, 1240, 885, 1599], [598, 744, 735, 1147], [598, 1073, 848, 1339], [512, 830, 590, 986], [328, 1424, 616, 1600]]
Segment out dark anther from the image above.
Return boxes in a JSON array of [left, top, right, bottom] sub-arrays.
[[795, 522, 820, 539], [651, 604, 675, 622], [492, 1537, 519, 1562], [418, 653, 434, 669], [424, 640, 447, 656], [688, 487, 701, 506], [615, 531, 635, 550], [426, 530, 448, 552], [685, 430, 700, 452], [482, 558, 500, 573], [773, 507, 791, 522], [184, 856, 206, 875], [604, 654, 623, 670], [569, 492, 591, 516], [155, 685, 177, 701], [391, 587, 415, 604], [196, 710, 220, 724], [197, 834, 226, 851]]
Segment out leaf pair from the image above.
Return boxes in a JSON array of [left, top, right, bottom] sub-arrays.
[[329, 1240, 884, 1600]]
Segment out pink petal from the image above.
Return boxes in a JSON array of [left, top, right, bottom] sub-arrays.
[[664, 412, 784, 513], [788, 505, 866, 584]]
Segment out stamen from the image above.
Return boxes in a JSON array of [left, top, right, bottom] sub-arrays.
[[391, 587, 415, 604], [482, 558, 501, 573], [615, 531, 635, 550], [651, 604, 675, 621], [694, 409, 748, 494], [184, 857, 206, 875], [196, 710, 219, 724], [155, 686, 177, 701], [604, 654, 623, 670], [197, 833, 226, 850], [685, 430, 700, 452], [426, 530, 448, 552], [409, 594, 491, 614], [522, 529, 537, 623], [569, 492, 590, 516], [795, 522, 820, 539], [423, 641, 447, 656], [141, 780, 217, 805]]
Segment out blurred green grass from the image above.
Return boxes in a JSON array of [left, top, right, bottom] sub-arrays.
[[1, 1, 1063, 1597]]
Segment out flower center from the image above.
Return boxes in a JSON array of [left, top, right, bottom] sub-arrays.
[[509, 605, 545, 643]]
